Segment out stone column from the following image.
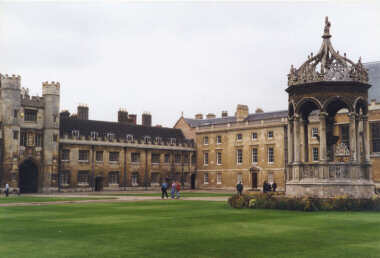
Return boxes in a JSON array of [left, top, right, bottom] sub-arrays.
[[293, 115, 301, 163], [362, 115, 370, 163], [355, 116, 361, 162], [319, 112, 328, 162], [287, 118, 294, 164], [349, 112, 357, 162]]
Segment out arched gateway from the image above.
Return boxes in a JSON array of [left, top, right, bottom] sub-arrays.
[[285, 17, 374, 198], [19, 159, 39, 193]]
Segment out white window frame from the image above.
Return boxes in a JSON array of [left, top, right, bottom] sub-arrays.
[[252, 132, 258, 140], [203, 173, 209, 184], [236, 149, 243, 165], [78, 150, 89, 162], [268, 147, 274, 164], [106, 132, 115, 141], [126, 134, 134, 142], [90, 131, 99, 139], [268, 131, 274, 139], [72, 130, 79, 137], [252, 148, 258, 164], [313, 147, 319, 161], [312, 128, 319, 138], [144, 136, 151, 144], [216, 152, 222, 165], [216, 135, 222, 144], [236, 133, 243, 141], [203, 152, 209, 166], [203, 136, 209, 145], [217, 173, 222, 184], [170, 138, 176, 145]]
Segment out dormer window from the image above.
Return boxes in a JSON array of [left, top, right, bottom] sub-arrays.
[[144, 136, 151, 144], [106, 133, 115, 141], [90, 131, 99, 139], [170, 138, 176, 145], [126, 134, 134, 142], [72, 130, 80, 137], [155, 137, 162, 144]]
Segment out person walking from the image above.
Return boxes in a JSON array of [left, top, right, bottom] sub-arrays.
[[272, 182, 277, 192], [263, 181, 268, 193], [236, 181, 243, 196], [161, 181, 168, 199], [175, 181, 181, 199], [5, 183, 9, 197], [171, 181, 176, 199]]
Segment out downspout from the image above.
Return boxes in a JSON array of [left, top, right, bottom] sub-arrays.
[[123, 146, 127, 190]]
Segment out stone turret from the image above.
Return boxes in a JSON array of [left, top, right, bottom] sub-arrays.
[[42, 81, 60, 192]]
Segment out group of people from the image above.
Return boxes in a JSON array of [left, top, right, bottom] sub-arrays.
[[263, 181, 277, 193], [161, 181, 181, 199]]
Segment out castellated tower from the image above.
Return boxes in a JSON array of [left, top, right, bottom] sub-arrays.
[[0, 75, 22, 189], [42, 81, 60, 192]]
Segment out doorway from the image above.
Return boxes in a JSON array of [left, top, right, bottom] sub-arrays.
[[95, 177, 104, 191], [19, 159, 38, 193], [251, 173, 258, 189], [190, 174, 196, 189]]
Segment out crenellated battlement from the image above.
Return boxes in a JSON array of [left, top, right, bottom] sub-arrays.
[[1, 74, 21, 89], [42, 81, 60, 96]]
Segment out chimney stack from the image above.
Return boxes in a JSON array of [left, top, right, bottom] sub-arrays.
[[142, 112, 152, 127], [128, 114, 137, 125], [118, 108, 129, 123], [255, 108, 264, 113], [206, 113, 216, 119], [195, 113, 203, 120], [221, 111, 228, 118], [60, 110, 70, 119], [235, 104, 249, 121], [77, 104, 89, 120]]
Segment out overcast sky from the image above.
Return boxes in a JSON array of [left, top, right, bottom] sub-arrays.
[[0, 1, 379, 127]]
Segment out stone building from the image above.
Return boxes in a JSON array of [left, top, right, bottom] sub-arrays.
[[0, 74, 195, 193]]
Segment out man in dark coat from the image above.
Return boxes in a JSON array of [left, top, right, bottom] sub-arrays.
[[236, 182, 243, 195], [263, 181, 268, 193], [272, 182, 277, 192]]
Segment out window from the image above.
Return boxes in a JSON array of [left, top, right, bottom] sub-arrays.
[[35, 133, 42, 147], [268, 131, 274, 139], [14, 110, 18, 118], [183, 153, 189, 164], [79, 150, 89, 162], [268, 147, 274, 163], [59, 171, 70, 186], [108, 171, 120, 185], [252, 132, 258, 140], [216, 135, 222, 144], [96, 151, 103, 162], [72, 130, 79, 137], [61, 149, 70, 161], [109, 152, 119, 162], [164, 153, 170, 163], [24, 109, 37, 122], [126, 134, 133, 142], [203, 136, 209, 145], [203, 152, 209, 165], [20, 131, 27, 146], [372, 123, 380, 152], [237, 149, 243, 164], [152, 153, 160, 164], [132, 172, 139, 186], [53, 134, 58, 142], [144, 136, 151, 144], [175, 153, 181, 164], [131, 152, 140, 163], [236, 133, 243, 141], [341, 124, 350, 149], [106, 133, 115, 141], [90, 131, 99, 139], [237, 173, 242, 184], [12, 130, 18, 140], [78, 171, 89, 185], [155, 137, 162, 144], [252, 148, 258, 163], [151, 172, 160, 184], [170, 138, 176, 145], [191, 154, 196, 164], [217, 173, 222, 184], [312, 128, 319, 138], [313, 147, 319, 161], [203, 173, 209, 184], [216, 152, 222, 165]]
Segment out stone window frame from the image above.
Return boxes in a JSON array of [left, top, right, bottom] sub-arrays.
[[61, 149, 70, 161], [35, 133, 42, 147], [203, 173, 209, 184], [144, 136, 151, 144], [216, 135, 222, 144], [13, 130, 19, 140], [90, 131, 99, 139], [236, 133, 243, 141], [312, 147, 319, 162], [371, 122, 380, 153], [109, 152, 120, 163], [24, 109, 37, 122], [151, 153, 161, 164], [131, 152, 140, 163], [203, 136, 209, 145], [59, 170, 70, 186], [236, 149, 243, 165], [216, 172, 222, 184], [106, 132, 115, 141], [96, 151, 103, 162], [108, 171, 120, 185], [77, 170, 89, 185], [252, 132, 258, 140], [216, 151, 222, 165], [175, 153, 182, 164], [268, 147, 275, 164], [155, 137, 162, 144], [164, 153, 170, 163], [170, 138, 176, 145], [72, 130, 80, 138], [267, 130, 274, 139], [126, 134, 134, 142], [311, 127, 319, 138], [252, 148, 258, 164], [203, 152, 209, 166], [78, 150, 89, 162], [20, 131, 27, 146]]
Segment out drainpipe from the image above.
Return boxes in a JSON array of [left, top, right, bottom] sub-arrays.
[[123, 146, 127, 190]]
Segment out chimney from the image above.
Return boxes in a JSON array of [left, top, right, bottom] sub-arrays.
[[77, 104, 89, 120], [221, 111, 228, 118], [128, 114, 137, 125], [235, 104, 249, 121], [60, 110, 70, 120], [155, 124, 162, 128], [255, 108, 264, 113], [206, 113, 216, 119], [142, 112, 152, 127], [195, 113, 203, 120], [118, 108, 129, 123]]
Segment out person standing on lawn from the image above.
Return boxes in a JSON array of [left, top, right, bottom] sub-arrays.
[[171, 181, 176, 199], [161, 181, 168, 199], [272, 182, 277, 192], [176, 181, 181, 199], [236, 181, 243, 196], [5, 183, 9, 197]]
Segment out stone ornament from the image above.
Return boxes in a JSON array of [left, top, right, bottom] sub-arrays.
[[288, 17, 369, 86]]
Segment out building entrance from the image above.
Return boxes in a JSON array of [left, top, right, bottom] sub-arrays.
[[190, 174, 196, 189], [95, 177, 104, 191], [19, 159, 38, 193], [251, 173, 258, 189]]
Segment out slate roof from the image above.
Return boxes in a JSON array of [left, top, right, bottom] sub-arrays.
[[60, 118, 186, 142], [183, 110, 288, 128], [365, 62, 380, 102]]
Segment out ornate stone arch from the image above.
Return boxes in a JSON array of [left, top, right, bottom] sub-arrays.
[[322, 96, 353, 115], [295, 97, 322, 120], [353, 96, 368, 115]]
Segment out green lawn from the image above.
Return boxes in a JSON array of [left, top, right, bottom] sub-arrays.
[[106, 192, 232, 197], [1, 201, 380, 258], [0, 196, 115, 204]]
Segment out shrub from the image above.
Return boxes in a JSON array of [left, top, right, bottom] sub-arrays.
[[228, 194, 250, 209]]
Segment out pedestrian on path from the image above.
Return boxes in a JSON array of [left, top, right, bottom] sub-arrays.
[[161, 181, 168, 199], [171, 181, 176, 199], [175, 181, 181, 199], [236, 181, 243, 196], [5, 183, 9, 197]]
